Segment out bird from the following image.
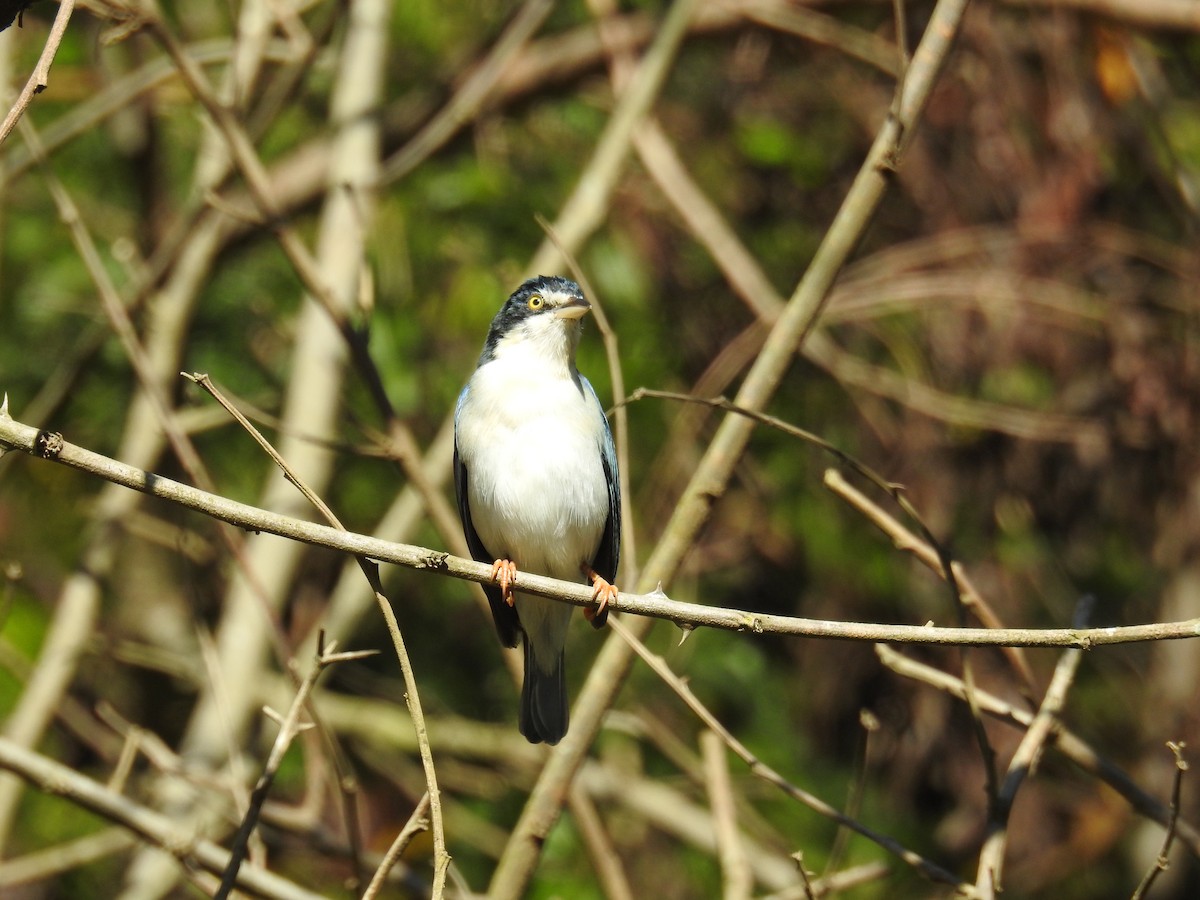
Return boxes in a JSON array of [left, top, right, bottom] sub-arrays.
[[453, 275, 621, 745]]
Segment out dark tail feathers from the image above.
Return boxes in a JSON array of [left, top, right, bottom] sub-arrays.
[[520, 638, 567, 745]]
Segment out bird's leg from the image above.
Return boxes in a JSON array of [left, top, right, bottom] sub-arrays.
[[491, 559, 518, 606], [581, 564, 617, 629]]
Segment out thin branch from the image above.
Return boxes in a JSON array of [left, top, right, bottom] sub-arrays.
[[876, 647, 1200, 858], [607, 617, 975, 894], [378, 0, 554, 184], [6, 410, 1200, 649], [1131, 742, 1190, 900], [742, 0, 901, 75], [974, 597, 1092, 896], [568, 785, 635, 900], [823, 710, 879, 878], [214, 635, 374, 899], [361, 793, 431, 900], [0, 0, 75, 147], [0, 738, 327, 900], [1002, 0, 1200, 32], [184, 374, 345, 528], [0, 828, 137, 890], [527, 0, 702, 275], [701, 730, 753, 900], [185, 374, 450, 896], [759, 861, 892, 900], [804, 331, 1102, 445], [824, 468, 1039, 694]]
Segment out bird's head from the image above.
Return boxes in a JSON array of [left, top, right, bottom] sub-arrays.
[[479, 276, 592, 368]]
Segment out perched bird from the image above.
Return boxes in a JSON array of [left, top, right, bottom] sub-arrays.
[[454, 275, 621, 745]]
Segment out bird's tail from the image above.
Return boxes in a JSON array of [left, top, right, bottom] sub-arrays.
[[520, 636, 568, 745]]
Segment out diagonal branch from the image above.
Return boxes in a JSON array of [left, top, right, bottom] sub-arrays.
[[610, 618, 974, 893], [974, 598, 1092, 896], [0, 737, 326, 900], [876, 645, 1200, 858], [0, 0, 75, 147], [491, 0, 975, 891]]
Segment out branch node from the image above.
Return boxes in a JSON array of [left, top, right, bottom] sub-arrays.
[[35, 430, 64, 459]]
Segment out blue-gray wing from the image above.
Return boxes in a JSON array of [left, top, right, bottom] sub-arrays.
[[582, 376, 621, 593], [454, 385, 520, 648]]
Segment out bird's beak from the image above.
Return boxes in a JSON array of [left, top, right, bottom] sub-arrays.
[[554, 296, 591, 320]]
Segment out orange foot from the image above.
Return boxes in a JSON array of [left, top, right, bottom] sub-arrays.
[[491, 559, 518, 606], [582, 565, 618, 629]]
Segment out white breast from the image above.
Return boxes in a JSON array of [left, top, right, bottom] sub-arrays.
[[458, 353, 610, 583]]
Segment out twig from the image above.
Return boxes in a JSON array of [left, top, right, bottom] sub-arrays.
[[606, 617, 975, 894], [215, 634, 376, 898], [361, 794, 431, 899], [379, 0, 554, 184], [185, 374, 451, 896], [743, 0, 901, 75], [701, 730, 753, 900], [974, 597, 1091, 896], [7, 410, 1200, 649], [0, 0, 75, 147], [824, 468, 1038, 694], [578, 762, 812, 892], [527, 0, 702, 275], [823, 711, 879, 878], [804, 331, 1101, 444], [620, 387, 946, 563], [0, 737, 327, 900], [876, 645, 1200, 858], [1001, 0, 1200, 32], [0, 828, 138, 890], [759, 860, 891, 900], [568, 784, 635, 900], [1131, 742, 1190, 900], [794, 855, 816, 900], [184, 374, 344, 528], [621, 388, 1003, 817]]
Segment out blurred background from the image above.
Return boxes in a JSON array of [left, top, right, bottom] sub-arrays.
[[1, 0, 1199, 897]]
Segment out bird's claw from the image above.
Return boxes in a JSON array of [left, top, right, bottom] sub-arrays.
[[492, 559, 518, 606], [582, 565, 617, 629]]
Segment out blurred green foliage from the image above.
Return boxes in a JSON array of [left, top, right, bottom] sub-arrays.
[[1, 1, 1199, 898]]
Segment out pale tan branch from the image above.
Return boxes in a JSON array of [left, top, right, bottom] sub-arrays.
[[0, 737, 326, 900], [4, 410, 1200, 649], [876, 646, 1200, 858], [0, 0, 75, 147]]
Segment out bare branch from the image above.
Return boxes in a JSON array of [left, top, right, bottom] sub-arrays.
[[5, 411, 1200, 649], [975, 598, 1092, 896], [1131, 743, 1190, 900], [702, 730, 753, 900], [0, 0, 75, 147], [214, 635, 364, 898], [608, 618, 974, 893], [188, 375, 450, 895], [0, 737, 326, 900], [361, 793, 431, 900], [876, 646, 1200, 857]]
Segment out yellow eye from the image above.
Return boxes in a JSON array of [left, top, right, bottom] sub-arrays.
[[527, 294, 544, 310]]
